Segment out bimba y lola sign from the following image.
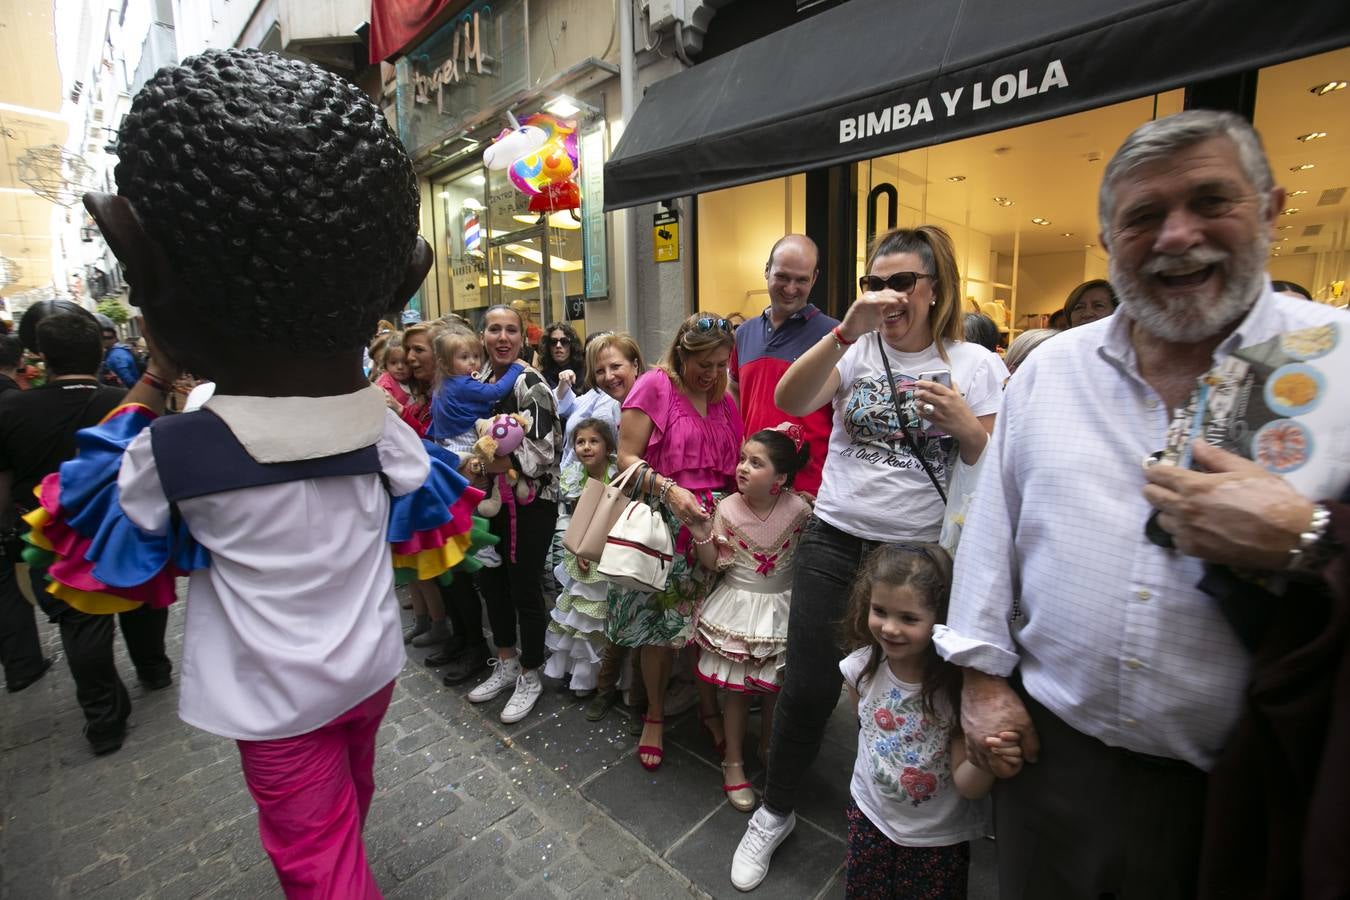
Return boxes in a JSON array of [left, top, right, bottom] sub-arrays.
[[839, 59, 1069, 144]]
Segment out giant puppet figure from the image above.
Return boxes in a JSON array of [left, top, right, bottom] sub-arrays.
[[25, 49, 488, 898]]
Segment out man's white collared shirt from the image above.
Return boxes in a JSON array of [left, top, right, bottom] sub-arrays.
[[934, 286, 1350, 769]]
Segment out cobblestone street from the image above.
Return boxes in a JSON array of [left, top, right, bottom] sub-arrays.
[[1, 585, 996, 899]]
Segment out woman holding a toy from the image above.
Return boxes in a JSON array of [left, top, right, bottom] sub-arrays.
[[445, 304, 563, 724]]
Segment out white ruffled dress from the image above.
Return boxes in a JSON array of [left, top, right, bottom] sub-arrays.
[[694, 491, 811, 693], [543, 461, 615, 692]]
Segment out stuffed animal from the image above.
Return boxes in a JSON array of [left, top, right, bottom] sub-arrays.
[[471, 413, 534, 516]]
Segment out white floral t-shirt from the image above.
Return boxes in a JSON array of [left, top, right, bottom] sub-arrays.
[[840, 647, 987, 847]]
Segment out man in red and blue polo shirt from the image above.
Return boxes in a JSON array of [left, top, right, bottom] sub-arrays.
[[729, 235, 838, 496]]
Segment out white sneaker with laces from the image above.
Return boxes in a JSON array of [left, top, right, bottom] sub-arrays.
[[467, 656, 521, 703], [474, 546, 503, 568], [499, 670, 543, 724], [730, 805, 796, 892]]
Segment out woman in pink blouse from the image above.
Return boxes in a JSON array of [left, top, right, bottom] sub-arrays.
[[609, 314, 743, 770]]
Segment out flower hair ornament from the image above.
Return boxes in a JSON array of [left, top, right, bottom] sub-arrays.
[[771, 422, 804, 451]]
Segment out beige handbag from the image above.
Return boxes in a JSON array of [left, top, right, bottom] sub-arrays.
[[562, 461, 648, 562]]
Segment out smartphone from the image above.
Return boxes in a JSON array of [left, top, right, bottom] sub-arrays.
[[917, 371, 951, 431]]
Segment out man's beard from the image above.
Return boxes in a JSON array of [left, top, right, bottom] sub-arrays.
[[1110, 236, 1268, 343]]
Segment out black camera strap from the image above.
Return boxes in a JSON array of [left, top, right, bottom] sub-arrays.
[[876, 332, 948, 505]]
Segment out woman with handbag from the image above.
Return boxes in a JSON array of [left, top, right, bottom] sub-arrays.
[[608, 314, 743, 771], [729, 226, 1007, 891], [444, 305, 563, 724]]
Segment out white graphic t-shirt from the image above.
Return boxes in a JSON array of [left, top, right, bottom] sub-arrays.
[[815, 337, 1006, 540], [840, 647, 987, 847]]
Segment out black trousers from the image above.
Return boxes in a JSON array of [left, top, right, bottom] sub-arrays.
[[47, 571, 172, 744], [476, 499, 557, 670], [993, 685, 1207, 900], [0, 553, 45, 687], [763, 516, 880, 814]]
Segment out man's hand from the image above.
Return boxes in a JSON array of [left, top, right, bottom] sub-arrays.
[[961, 669, 1039, 777], [1142, 439, 1314, 570]]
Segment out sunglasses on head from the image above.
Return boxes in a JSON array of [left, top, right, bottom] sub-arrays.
[[858, 272, 934, 294], [691, 316, 732, 333]]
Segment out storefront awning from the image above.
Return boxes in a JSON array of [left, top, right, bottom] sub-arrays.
[[604, 0, 1350, 210]]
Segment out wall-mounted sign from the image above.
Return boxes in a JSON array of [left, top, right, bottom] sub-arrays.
[[579, 125, 608, 298], [566, 294, 586, 322], [413, 10, 491, 107], [653, 210, 679, 263]]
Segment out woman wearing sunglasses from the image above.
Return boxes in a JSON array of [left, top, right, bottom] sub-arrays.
[[608, 313, 744, 772], [534, 321, 585, 398], [730, 226, 1008, 890]]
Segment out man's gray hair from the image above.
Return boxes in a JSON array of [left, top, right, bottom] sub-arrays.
[[1098, 110, 1275, 236]]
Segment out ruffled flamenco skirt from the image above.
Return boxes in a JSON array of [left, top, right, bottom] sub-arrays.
[[544, 552, 609, 692], [693, 569, 791, 694]]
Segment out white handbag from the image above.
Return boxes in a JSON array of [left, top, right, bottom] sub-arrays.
[[597, 495, 675, 593]]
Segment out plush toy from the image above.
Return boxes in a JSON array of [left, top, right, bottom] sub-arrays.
[[470, 413, 534, 516]]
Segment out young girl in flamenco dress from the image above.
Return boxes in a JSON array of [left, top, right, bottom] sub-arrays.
[[689, 424, 813, 812], [543, 417, 618, 696]]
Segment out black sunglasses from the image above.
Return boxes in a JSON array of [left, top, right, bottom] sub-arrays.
[[549, 336, 572, 346], [859, 272, 934, 294], [692, 316, 731, 333]]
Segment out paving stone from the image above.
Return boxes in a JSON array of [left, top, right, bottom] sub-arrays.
[[575, 818, 646, 879], [620, 862, 706, 899], [383, 822, 464, 881], [581, 742, 725, 855], [66, 857, 126, 894]]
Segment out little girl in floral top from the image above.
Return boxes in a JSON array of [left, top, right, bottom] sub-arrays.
[[837, 543, 1022, 900], [543, 418, 617, 696], [689, 424, 813, 812]]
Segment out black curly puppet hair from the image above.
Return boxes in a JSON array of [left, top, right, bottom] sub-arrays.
[[114, 48, 420, 354]]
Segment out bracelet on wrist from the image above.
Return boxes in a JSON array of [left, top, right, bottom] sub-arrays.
[[1286, 502, 1334, 574], [692, 532, 716, 547], [657, 478, 675, 504], [830, 325, 855, 351], [140, 371, 172, 392]]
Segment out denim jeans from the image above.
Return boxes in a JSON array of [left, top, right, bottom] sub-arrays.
[[763, 515, 880, 815]]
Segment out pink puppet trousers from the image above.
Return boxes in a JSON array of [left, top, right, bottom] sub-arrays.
[[236, 681, 396, 899]]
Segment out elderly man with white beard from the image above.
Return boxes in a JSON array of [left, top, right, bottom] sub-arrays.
[[932, 109, 1349, 899]]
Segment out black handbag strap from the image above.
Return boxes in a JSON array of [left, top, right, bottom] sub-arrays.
[[876, 332, 947, 505]]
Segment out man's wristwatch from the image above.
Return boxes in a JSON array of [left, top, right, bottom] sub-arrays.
[[1286, 502, 1335, 575]]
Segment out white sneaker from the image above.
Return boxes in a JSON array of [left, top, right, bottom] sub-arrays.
[[730, 805, 796, 892], [499, 670, 543, 724], [468, 656, 521, 703], [474, 546, 503, 568]]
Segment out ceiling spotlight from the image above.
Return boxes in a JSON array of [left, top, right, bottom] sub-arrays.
[[1277, 224, 1294, 230], [1281, 208, 1300, 215], [1287, 190, 1309, 198], [946, 175, 966, 182], [1030, 217, 1051, 226], [1083, 243, 1097, 249], [993, 196, 1014, 207], [1296, 131, 1328, 142], [1309, 81, 1347, 96], [437, 191, 451, 199], [1289, 163, 1315, 171], [544, 95, 581, 118], [1060, 232, 1074, 237]]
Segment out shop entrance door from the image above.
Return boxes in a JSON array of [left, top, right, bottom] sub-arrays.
[[487, 225, 552, 341]]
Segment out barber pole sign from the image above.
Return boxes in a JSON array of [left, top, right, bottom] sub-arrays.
[[464, 214, 482, 253]]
